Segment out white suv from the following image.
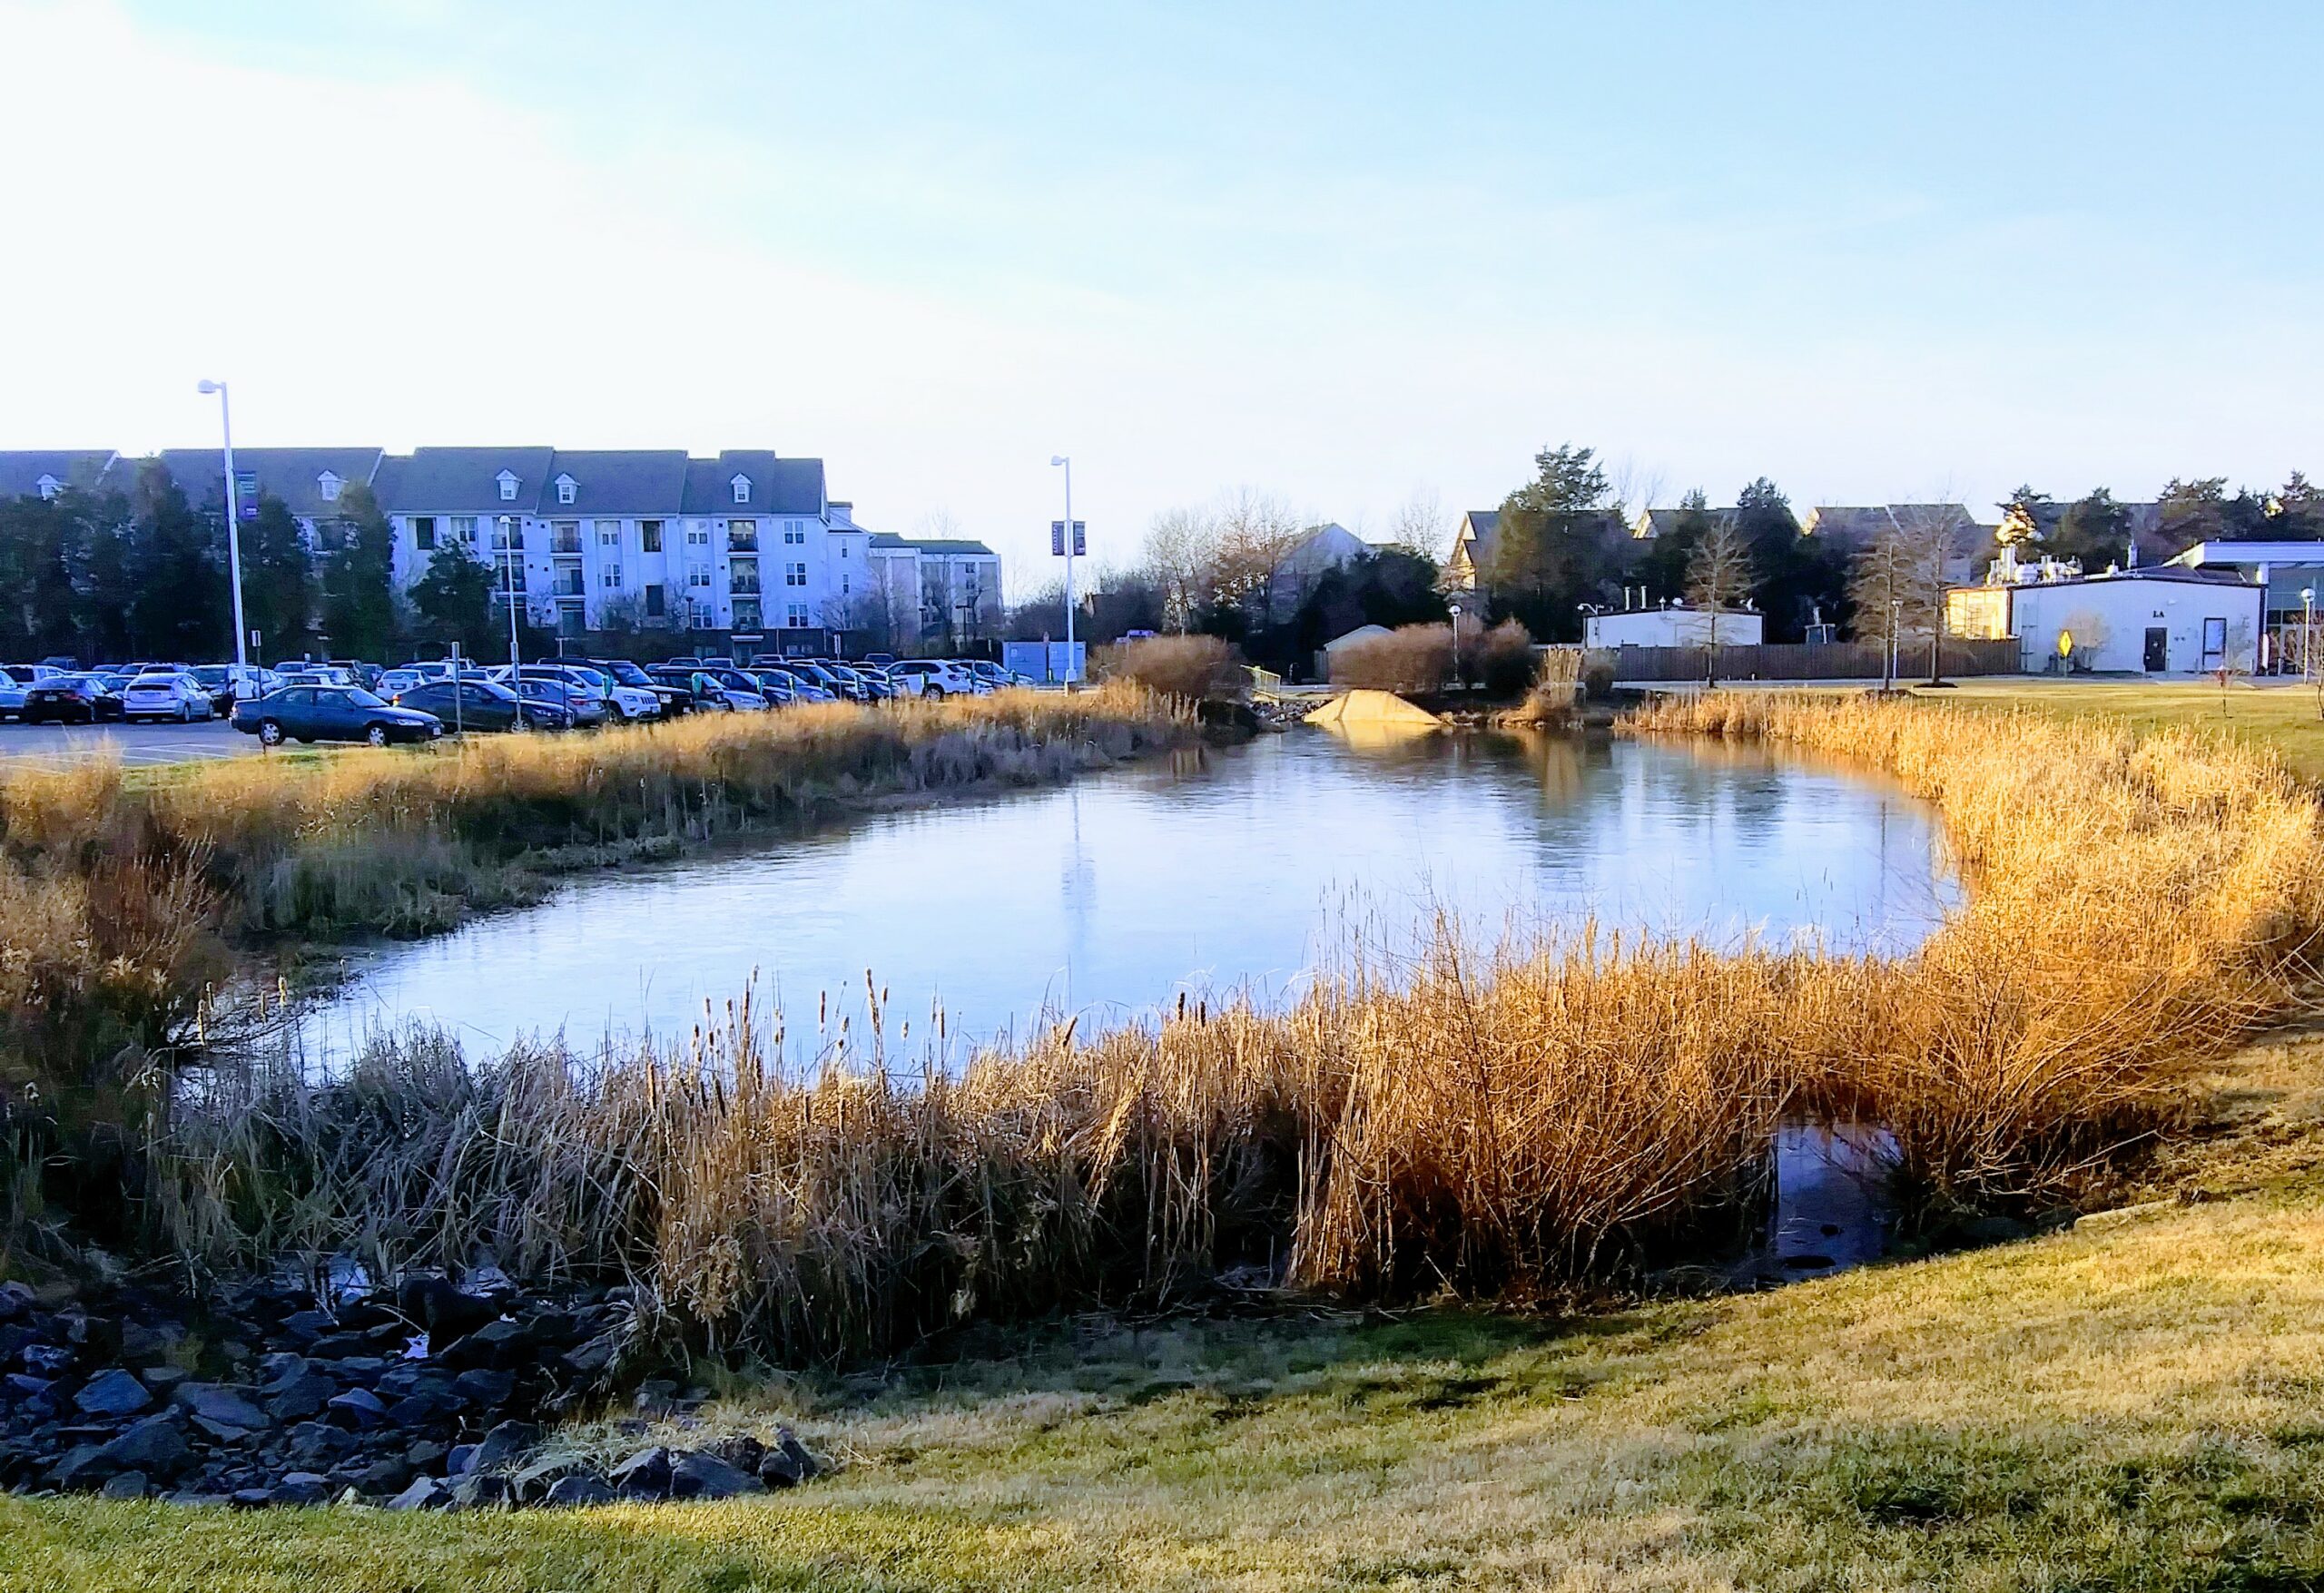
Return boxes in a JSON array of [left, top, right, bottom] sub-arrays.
[[885, 660, 983, 698]]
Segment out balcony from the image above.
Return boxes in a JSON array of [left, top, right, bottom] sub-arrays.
[[552, 571, 586, 598], [726, 526, 760, 553]]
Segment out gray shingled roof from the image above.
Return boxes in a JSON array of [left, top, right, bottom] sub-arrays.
[[0, 450, 117, 500], [1632, 506, 1738, 539], [378, 447, 556, 514], [538, 450, 690, 516], [903, 538, 996, 556], [147, 447, 386, 519], [681, 450, 824, 516]]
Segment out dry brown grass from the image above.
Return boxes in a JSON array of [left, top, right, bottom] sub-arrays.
[[1330, 618, 1534, 695], [1092, 635, 1248, 703], [146, 696, 2324, 1360]]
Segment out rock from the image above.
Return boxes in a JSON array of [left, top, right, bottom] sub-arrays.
[[323, 1388, 389, 1430], [559, 1336, 618, 1380], [231, 1488, 276, 1510], [353, 1456, 414, 1496], [386, 1393, 456, 1428], [451, 1368, 515, 1409], [279, 1310, 331, 1343], [164, 1490, 231, 1508], [74, 1367, 153, 1419], [607, 1445, 674, 1500], [99, 1470, 150, 1500], [266, 1372, 340, 1423], [304, 1332, 372, 1359], [257, 1352, 312, 1388], [706, 1433, 765, 1476], [446, 1443, 478, 1478], [632, 1380, 679, 1417], [4, 1372, 56, 1403], [406, 1441, 448, 1470], [438, 1319, 528, 1372], [139, 1366, 189, 1396], [64, 1314, 123, 1358], [386, 1476, 450, 1511], [397, 1278, 497, 1343], [97, 1417, 192, 1479], [50, 1443, 117, 1491], [757, 1428, 822, 1488], [117, 1321, 171, 1363], [22, 1343, 74, 1378], [271, 1472, 334, 1507], [668, 1450, 763, 1500], [544, 1473, 615, 1508], [469, 1419, 541, 1473], [172, 1384, 271, 1433], [0, 1282, 34, 1322], [448, 1471, 510, 1510], [510, 1455, 580, 1503]]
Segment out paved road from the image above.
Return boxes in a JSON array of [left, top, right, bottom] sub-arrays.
[[0, 718, 256, 767]]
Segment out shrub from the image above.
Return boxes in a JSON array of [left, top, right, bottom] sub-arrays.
[[1094, 635, 1247, 702]]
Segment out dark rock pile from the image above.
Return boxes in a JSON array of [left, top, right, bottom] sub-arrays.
[[0, 1272, 826, 1508]]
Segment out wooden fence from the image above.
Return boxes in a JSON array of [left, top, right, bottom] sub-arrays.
[[1600, 637, 2021, 683]]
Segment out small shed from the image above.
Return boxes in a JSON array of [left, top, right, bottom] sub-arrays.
[[1945, 568, 2264, 674], [1314, 624, 1391, 680], [1583, 606, 1763, 649]]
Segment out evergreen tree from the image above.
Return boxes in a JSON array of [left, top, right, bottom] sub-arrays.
[[2050, 489, 2132, 570], [409, 539, 498, 657], [0, 496, 80, 661], [70, 486, 136, 664], [124, 460, 229, 660], [242, 496, 315, 660], [1637, 488, 1714, 603], [1485, 443, 1629, 640], [320, 481, 401, 660], [1733, 477, 1808, 639]]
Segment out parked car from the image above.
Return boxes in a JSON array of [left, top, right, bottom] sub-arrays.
[[393, 677, 570, 733], [652, 666, 768, 712], [501, 676, 598, 727], [645, 667, 738, 713], [22, 674, 126, 723], [231, 684, 444, 748], [885, 659, 982, 698], [488, 665, 609, 727], [961, 660, 1032, 691], [743, 669, 800, 706], [122, 672, 217, 723], [0, 664, 61, 719], [582, 657, 692, 718], [188, 664, 276, 713], [821, 662, 891, 701], [754, 664, 834, 703], [556, 662, 662, 723]]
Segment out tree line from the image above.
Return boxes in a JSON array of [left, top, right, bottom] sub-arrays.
[[0, 467, 527, 665]]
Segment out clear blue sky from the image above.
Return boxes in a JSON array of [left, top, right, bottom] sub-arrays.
[[3, 1, 2319, 588]]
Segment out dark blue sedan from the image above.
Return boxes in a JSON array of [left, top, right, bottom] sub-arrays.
[[231, 684, 444, 748]]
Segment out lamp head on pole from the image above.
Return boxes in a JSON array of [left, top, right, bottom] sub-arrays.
[[1049, 455, 1067, 467], [197, 379, 223, 395]]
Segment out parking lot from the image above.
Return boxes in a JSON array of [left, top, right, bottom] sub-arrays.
[[0, 718, 255, 768]]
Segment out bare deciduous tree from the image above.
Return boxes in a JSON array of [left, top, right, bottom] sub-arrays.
[[1686, 516, 1754, 684]]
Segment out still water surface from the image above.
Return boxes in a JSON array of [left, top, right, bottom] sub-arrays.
[[303, 729, 1958, 1063]]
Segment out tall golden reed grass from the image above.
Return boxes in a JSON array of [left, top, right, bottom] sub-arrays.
[[130, 693, 2324, 1361]]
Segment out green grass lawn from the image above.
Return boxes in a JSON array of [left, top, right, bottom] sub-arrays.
[[1915, 677, 2324, 783], [11, 1024, 2324, 1591]]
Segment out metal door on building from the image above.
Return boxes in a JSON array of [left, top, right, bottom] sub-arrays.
[[2143, 627, 2169, 672], [2201, 616, 2227, 672]]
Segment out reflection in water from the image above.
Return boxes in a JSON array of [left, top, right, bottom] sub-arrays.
[[299, 731, 1960, 1066]]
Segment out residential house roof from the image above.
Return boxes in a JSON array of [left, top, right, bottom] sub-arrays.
[[1800, 504, 1986, 546], [377, 447, 556, 515], [680, 450, 824, 516], [902, 538, 996, 556], [0, 450, 117, 500], [535, 450, 690, 516], [1629, 506, 1737, 540], [144, 447, 386, 520]]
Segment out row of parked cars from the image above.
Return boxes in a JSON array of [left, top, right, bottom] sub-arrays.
[[0, 654, 1033, 747]]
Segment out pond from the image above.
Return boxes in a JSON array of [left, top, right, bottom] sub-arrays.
[[297, 726, 1959, 1066]]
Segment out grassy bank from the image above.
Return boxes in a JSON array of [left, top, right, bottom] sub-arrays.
[[17, 1020, 2324, 1588], [1915, 677, 2324, 783], [124, 693, 2324, 1364]]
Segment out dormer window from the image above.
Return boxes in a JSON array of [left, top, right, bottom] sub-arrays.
[[556, 473, 577, 506], [34, 474, 60, 501], [317, 470, 342, 503], [497, 470, 520, 502], [730, 475, 751, 505]]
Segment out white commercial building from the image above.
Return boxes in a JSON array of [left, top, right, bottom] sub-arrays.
[[1582, 605, 1764, 649], [1946, 563, 2264, 674]]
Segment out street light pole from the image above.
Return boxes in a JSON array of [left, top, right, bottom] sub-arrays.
[[196, 380, 250, 674], [499, 514, 526, 727], [1050, 455, 1075, 689]]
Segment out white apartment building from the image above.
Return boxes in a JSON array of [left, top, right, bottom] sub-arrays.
[[4, 445, 987, 654]]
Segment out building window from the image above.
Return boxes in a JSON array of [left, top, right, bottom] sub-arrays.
[[786, 604, 809, 628], [645, 584, 665, 619], [727, 519, 758, 552], [449, 516, 476, 543], [34, 475, 60, 500], [733, 600, 761, 630], [491, 518, 518, 552], [641, 519, 664, 554], [556, 475, 577, 505], [596, 519, 621, 547], [601, 565, 622, 588], [785, 561, 807, 587], [552, 521, 582, 555], [783, 521, 806, 545], [497, 470, 519, 501], [730, 475, 751, 504], [318, 471, 342, 503], [413, 516, 438, 551], [688, 564, 711, 588], [686, 523, 710, 546]]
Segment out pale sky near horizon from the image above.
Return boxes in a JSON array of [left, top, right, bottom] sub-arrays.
[[3, 0, 2319, 594]]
